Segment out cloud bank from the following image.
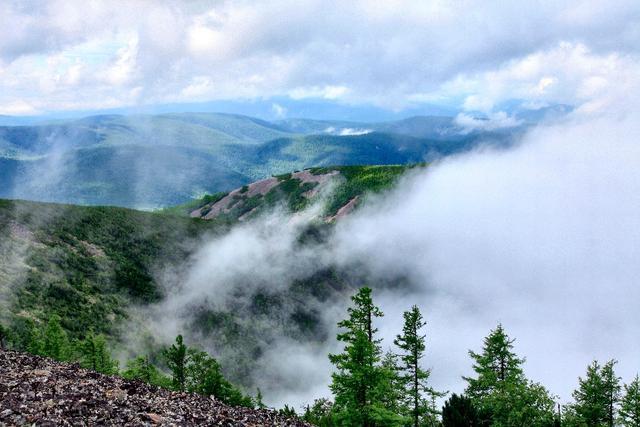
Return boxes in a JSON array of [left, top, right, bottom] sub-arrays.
[[136, 102, 640, 408], [1, 0, 639, 114]]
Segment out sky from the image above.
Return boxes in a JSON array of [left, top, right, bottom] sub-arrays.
[[1, 0, 639, 119]]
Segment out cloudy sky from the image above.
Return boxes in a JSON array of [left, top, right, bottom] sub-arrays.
[[1, 0, 639, 116]]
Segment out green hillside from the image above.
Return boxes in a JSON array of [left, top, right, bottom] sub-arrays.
[[0, 164, 414, 386]]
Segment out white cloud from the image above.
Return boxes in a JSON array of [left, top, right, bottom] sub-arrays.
[[136, 105, 640, 408], [271, 102, 287, 118], [455, 111, 522, 132], [0, 0, 638, 113]]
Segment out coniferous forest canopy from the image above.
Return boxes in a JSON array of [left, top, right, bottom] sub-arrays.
[[1, 0, 640, 426]]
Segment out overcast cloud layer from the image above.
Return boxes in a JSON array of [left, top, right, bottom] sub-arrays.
[[1, 0, 639, 115]]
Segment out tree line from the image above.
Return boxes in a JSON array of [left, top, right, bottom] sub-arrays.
[[1, 288, 639, 426], [301, 287, 640, 427]]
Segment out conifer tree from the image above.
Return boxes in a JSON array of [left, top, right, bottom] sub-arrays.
[[441, 394, 480, 427], [255, 388, 266, 409], [303, 398, 335, 427], [394, 305, 444, 427], [379, 351, 408, 420], [464, 324, 555, 426], [602, 360, 622, 427], [329, 287, 402, 426], [42, 316, 71, 361], [163, 334, 188, 391], [78, 332, 118, 374], [569, 359, 621, 427], [620, 375, 640, 427], [122, 355, 172, 388]]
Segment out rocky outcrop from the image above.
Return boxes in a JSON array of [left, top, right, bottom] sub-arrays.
[[0, 350, 310, 426]]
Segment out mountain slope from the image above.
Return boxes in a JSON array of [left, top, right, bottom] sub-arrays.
[[0, 349, 308, 426]]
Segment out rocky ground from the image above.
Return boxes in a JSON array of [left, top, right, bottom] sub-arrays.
[[0, 349, 311, 426]]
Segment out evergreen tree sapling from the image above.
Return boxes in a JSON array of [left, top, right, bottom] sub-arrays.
[[620, 375, 640, 427], [78, 332, 118, 374], [464, 324, 555, 426], [42, 316, 71, 361], [163, 334, 187, 391], [122, 355, 172, 388], [394, 305, 445, 427]]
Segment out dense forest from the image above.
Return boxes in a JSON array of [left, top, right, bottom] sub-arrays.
[[1, 287, 638, 427]]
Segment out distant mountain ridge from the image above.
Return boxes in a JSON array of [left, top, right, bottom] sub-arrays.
[[0, 111, 540, 208]]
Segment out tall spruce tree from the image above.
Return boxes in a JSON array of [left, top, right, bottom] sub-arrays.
[[163, 334, 188, 391], [464, 324, 555, 426], [329, 287, 402, 426], [394, 305, 444, 427], [620, 375, 640, 427]]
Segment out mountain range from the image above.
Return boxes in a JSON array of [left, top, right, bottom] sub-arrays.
[[0, 112, 542, 208]]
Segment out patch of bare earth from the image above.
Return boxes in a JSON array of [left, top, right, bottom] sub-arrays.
[[326, 196, 359, 223], [0, 349, 310, 426], [191, 169, 340, 220]]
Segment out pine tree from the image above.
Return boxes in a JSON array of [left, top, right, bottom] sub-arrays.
[[163, 334, 188, 391], [42, 316, 71, 361], [464, 324, 555, 426], [379, 351, 408, 420], [255, 388, 266, 409], [303, 398, 335, 427], [442, 394, 480, 427], [122, 355, 171, 388], [78, 332, 118, 374], [620, 375, 640, 427], [329, 287, 402, 427], [394, 305, 444, 427], [601, 360, 622, 427], [569, 359, 621, 427]]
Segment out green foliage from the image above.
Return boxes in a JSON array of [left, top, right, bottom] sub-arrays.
[[255, 388, 266, 409], [442, 394, 480, 427], [567, 360, 622, 427], [620, 375, 640, 427], [1, 198, 221, 342], [77, 332, 119, 374], [279, 404, 298, 419], [464, 324, 556, 426], [329, 287, 404, 427], [163, 335, 188, 391], [184, 347, 253, 407], [314, 165, 413, 216], [160, 192, 229, 217], [42, 315, 71, 361], [122, 356, 172, 388], [394, 305, 444, 426], [303, 398, 336, 426]]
